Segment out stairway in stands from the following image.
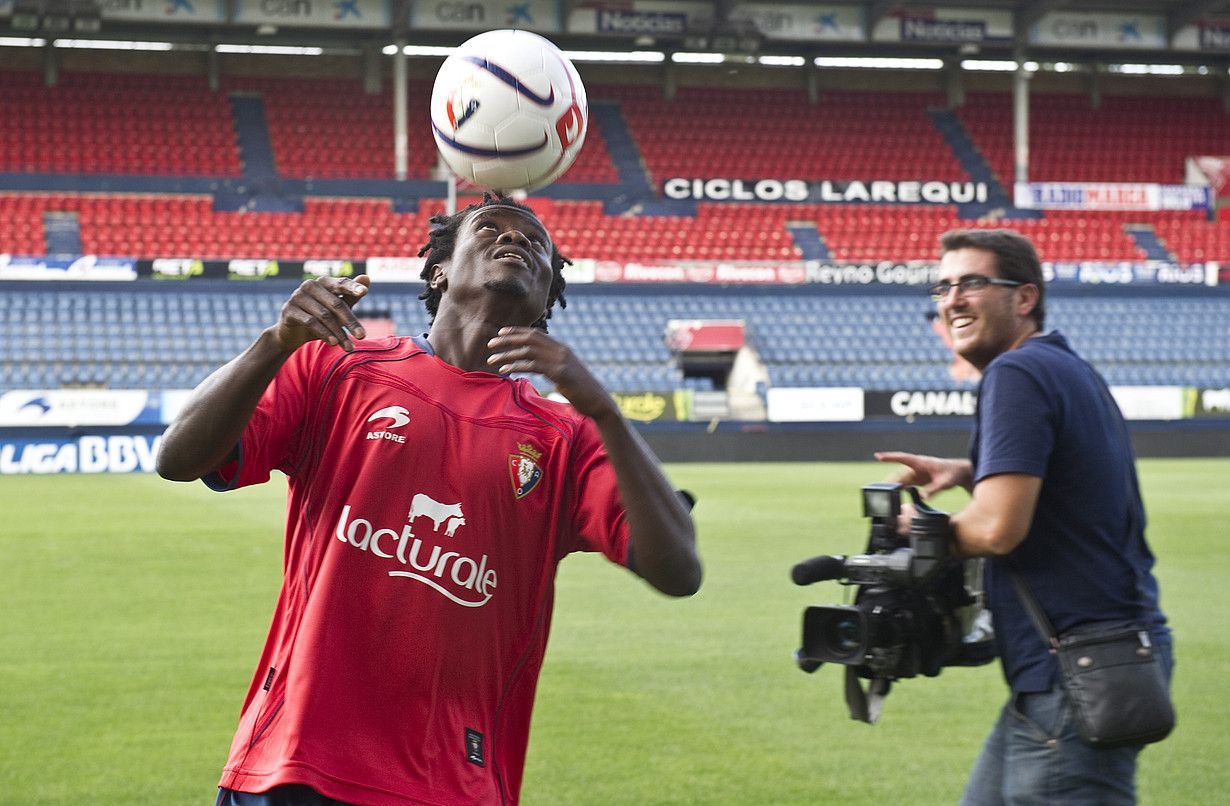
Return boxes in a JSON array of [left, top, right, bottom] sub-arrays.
[[225, 94, 298, 212], [1125, 224, 1175, 260], [589, 101, 654, 199], [43, 212, 82, 255], [927, 107, 1030, 219], [786, 222, 830, 260]]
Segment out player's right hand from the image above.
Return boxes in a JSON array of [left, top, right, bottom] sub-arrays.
[[272, 275, 370, 353]]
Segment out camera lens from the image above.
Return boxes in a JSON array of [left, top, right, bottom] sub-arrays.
[[826, 616, 863, 655]]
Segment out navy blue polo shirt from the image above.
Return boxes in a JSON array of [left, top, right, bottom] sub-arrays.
[[971, 331, 1166, 692]]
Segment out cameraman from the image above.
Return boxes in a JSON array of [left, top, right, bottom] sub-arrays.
[[876, 229, 1171, 806]]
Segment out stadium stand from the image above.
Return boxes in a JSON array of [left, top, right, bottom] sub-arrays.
[[600, 85, 968, 186], [3, 192, 1210, 263], [224, 76, 432, 181], [3, 71, 1229, 265], [0, 71, 241, 176], [2, 65, 1228, 407], [3, 282, 1226, 395], [220, 75, 618, 184], [4, 193, 803, 261], [957, 92, 1230, 185], [0, 69, 617, 184], [0, 193, 433, 259], [805, 205, 1154, 262], [541, 201, 802, 262], [1152, 213, 1230, 263]]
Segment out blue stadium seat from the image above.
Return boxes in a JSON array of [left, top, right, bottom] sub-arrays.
[[1, 284, 1225, 398]]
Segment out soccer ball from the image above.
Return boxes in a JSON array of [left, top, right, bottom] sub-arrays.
[[430, 29, 588, 193]]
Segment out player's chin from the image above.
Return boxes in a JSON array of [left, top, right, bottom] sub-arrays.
[[482, 276, 532, 297]]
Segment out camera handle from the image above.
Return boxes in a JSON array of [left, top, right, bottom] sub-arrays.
[[906, 485, 948, 517], [845, 667, 891, 724]]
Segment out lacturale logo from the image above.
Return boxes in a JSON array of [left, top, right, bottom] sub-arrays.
[[335, 493, 496, 607], [365, 405, 410, 444]]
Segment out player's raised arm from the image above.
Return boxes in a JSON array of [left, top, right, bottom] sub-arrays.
[[487, 326, 702, 597], [156, 276, 369, 482]]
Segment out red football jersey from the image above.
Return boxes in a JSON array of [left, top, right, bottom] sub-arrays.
[[205, 336, 630, 805]]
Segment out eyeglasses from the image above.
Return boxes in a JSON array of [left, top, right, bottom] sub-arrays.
[[928, 275, 1024, 302]]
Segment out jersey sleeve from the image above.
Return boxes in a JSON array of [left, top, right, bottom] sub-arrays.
[[973, 360, 1053, 483], [203, 342, 325, 492], [562, 416, 631, 566]]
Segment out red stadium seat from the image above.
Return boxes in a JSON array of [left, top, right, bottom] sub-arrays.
[[0, 72, 241, 176], [956, 92, 1230, 184]]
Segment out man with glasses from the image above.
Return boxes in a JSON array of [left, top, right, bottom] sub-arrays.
[[877, 228, 1170, 805]]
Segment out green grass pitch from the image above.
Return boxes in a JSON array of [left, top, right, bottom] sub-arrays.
[[1, 459, 1226, 804]]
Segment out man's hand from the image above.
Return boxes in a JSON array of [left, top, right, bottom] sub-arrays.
[[874, 451, 973, 498], [486, 327, 614, 419], [272, 275, 371, 353]]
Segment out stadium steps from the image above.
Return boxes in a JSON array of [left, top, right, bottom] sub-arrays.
[[589, 101, 654, 199], [926, 107, 1026, 219], [785, 222, 830, 260], [226, 94, 300, 213], [43, 211, 81, 255], [1125, 224, 1176, 261]]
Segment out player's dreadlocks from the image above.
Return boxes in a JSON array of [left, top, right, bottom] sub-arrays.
[[417, 192, 569, 332]]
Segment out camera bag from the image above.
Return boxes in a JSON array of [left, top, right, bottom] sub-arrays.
[[1008, 572, 1175, 748]]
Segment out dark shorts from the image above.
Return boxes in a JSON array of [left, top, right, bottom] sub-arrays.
[[216, 785, 355, 806]]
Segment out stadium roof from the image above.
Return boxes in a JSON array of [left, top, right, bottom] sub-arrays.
[[885, 1, 1230, 32], [4, 1, 1230, 66]]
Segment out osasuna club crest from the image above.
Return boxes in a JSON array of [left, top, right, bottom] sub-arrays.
[[509, 442, 544, 499]]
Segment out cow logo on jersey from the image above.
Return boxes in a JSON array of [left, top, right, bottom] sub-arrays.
[[365, 405, 410, 444], [407, 493, 467, 537], [509, 442, 544, 499], [334, 493, 496, 607]]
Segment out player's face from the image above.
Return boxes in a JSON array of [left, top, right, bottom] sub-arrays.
[[935, 247, 1034, 371], [438, 205, 554, 324]]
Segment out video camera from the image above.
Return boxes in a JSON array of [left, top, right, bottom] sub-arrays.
[[792, 483, 995, 723]]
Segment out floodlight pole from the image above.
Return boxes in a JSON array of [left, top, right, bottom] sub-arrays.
[[1013, 50, 1030, 187], [393, 39, 408, 181], [207, 47, 220, 92], [43, 40, 58, 87]]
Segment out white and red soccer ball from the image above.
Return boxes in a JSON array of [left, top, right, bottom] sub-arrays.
[[430, 29, 588, 192]]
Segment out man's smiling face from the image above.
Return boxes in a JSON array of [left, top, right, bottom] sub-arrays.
[[936, 247, 1037, 371]]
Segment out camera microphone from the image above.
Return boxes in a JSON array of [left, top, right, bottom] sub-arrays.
[[791, 555, 847, 586]]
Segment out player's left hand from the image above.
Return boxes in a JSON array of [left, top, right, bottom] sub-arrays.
[[486, 327, 615, 419]]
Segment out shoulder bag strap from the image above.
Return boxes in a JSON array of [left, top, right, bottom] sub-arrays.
[[1008, 567, 1060, 652]]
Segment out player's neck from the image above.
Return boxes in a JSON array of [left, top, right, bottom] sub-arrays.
[[426, 318, 505, 374]]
